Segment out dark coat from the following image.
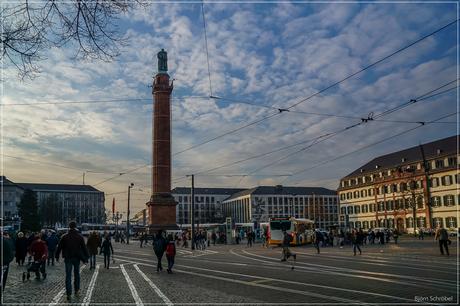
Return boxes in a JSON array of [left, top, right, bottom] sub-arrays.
[[15, 237, 28, 259], [2, 236, 14, 265], [153, 235, 167, 255], [46, 234, 59, 251], [86, 233, 101, 255], [100, 239, 114, 255], [55, 229, 89, 262]]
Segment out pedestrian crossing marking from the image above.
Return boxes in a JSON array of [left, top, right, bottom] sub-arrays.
[[250, 279, 272, 284]]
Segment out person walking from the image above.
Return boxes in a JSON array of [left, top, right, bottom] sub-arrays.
[[393, 229, 399, 244], [100, 235, 114, 269], [28, 233, 48, 280], [211, 232, 217, 246], [247, 231, 253, 247], [435, 226, 450, 256], [86, 231, 101, 270], [1, 231, 14, 295], [55, 221, 89, 302], [153, 231, 167, 272], [418, 228, 424, 240], [280, 230, 296, 262], [15, 232, 28, 266], [46, 231, 59, 266], [351, 229, 362, 256], [313, 229, 323, 254], [165, 235, 176, 274]]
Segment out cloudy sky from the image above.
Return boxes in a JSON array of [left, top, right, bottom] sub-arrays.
[[2, 1, 457, 215]]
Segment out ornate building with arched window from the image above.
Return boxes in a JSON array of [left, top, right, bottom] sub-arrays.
[[338, 135, 458, 233]]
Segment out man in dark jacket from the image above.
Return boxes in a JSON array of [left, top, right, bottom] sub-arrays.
[[1, 231, 14, 296], [55, 221, 89, 302], [435, 227, 450, 256], [153, 231, 167, 272]]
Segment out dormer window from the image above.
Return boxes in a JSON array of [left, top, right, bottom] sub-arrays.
[[375, 165, 380, 169], [436, 149, 442, 155], [401, 157, 406, 162], [360, 169, 364, 173]]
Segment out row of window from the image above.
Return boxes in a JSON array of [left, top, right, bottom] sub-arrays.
[[340, 194, 459, 215], [341, 157, 458, 188], [176, 196, 216, 204], [340, 175, 459, 201], [430, 175, 459, 187], [346, 216, 457, 229]]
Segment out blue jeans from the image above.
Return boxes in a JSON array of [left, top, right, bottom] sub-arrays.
[[89, 254, 96, 268], [64, 258, 80, 296], [167, 255, 174, 271]]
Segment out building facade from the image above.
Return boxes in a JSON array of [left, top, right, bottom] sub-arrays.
[[19, 183, 106, 227], [172, 187, 244, 225], [221, 185, 338, 229], [338, 135, 458, 233], [1, 176, 24, 229]]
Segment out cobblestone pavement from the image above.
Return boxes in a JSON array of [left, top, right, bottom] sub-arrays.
[[2, 236, 458, 305]]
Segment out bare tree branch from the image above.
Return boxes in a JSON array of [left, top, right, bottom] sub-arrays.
[[1, 0, 144, 80]]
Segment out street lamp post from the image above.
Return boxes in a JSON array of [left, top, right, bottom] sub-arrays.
[[127, 183, 134, 244]]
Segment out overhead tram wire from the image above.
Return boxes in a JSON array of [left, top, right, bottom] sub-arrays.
[[170, 19, 458, 157], [207, 79, 457, 182], [172, 110, 280, 156], [248, 80, 457, 176], [201, 1, 213, 97], [284, 112, 458, 185], [171, 80, 456, 183], [2, 154, 127, 174], [92, 163, 150, 187], [285, 19, 458, 111], [77, 20, 458, 188], [211, 95, 457, 124], [4, 96, 210, 107]]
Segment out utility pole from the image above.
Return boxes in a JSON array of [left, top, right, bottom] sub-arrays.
[[127, 183, 134, 244], [83, 172, 85, 185], [312, 193, 316, 228], [419, 144, 432, 228], [188, 174, 195, 250]]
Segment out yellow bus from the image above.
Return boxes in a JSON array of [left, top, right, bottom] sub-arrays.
[[268, 217, 314, 246]]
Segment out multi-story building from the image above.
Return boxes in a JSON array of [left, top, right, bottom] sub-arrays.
[[338, 135, 458, 233], [18, 182, 105, 226], [172, 187, 244, 225], [1, 176, 24, 229], [221, 185, 338, 229]]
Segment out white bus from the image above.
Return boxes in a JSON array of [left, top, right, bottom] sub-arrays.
[[268, 217, 314, 246]]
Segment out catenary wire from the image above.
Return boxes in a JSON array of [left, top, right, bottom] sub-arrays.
[[246, 81, 456, 177], [284, 112, 457, 185], [75, 21, 458, 187], [285, 19, 458, 110], [170, 19, 458, 157], [191, 79, 456, 183], [201, 1, 213, 97]]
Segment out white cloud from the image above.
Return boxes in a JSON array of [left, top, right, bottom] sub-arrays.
[[3, 2, 457, 213]]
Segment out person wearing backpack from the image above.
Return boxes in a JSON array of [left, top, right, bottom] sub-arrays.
[[165, 235, 176, 274], [153, 231, 167, 272]]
